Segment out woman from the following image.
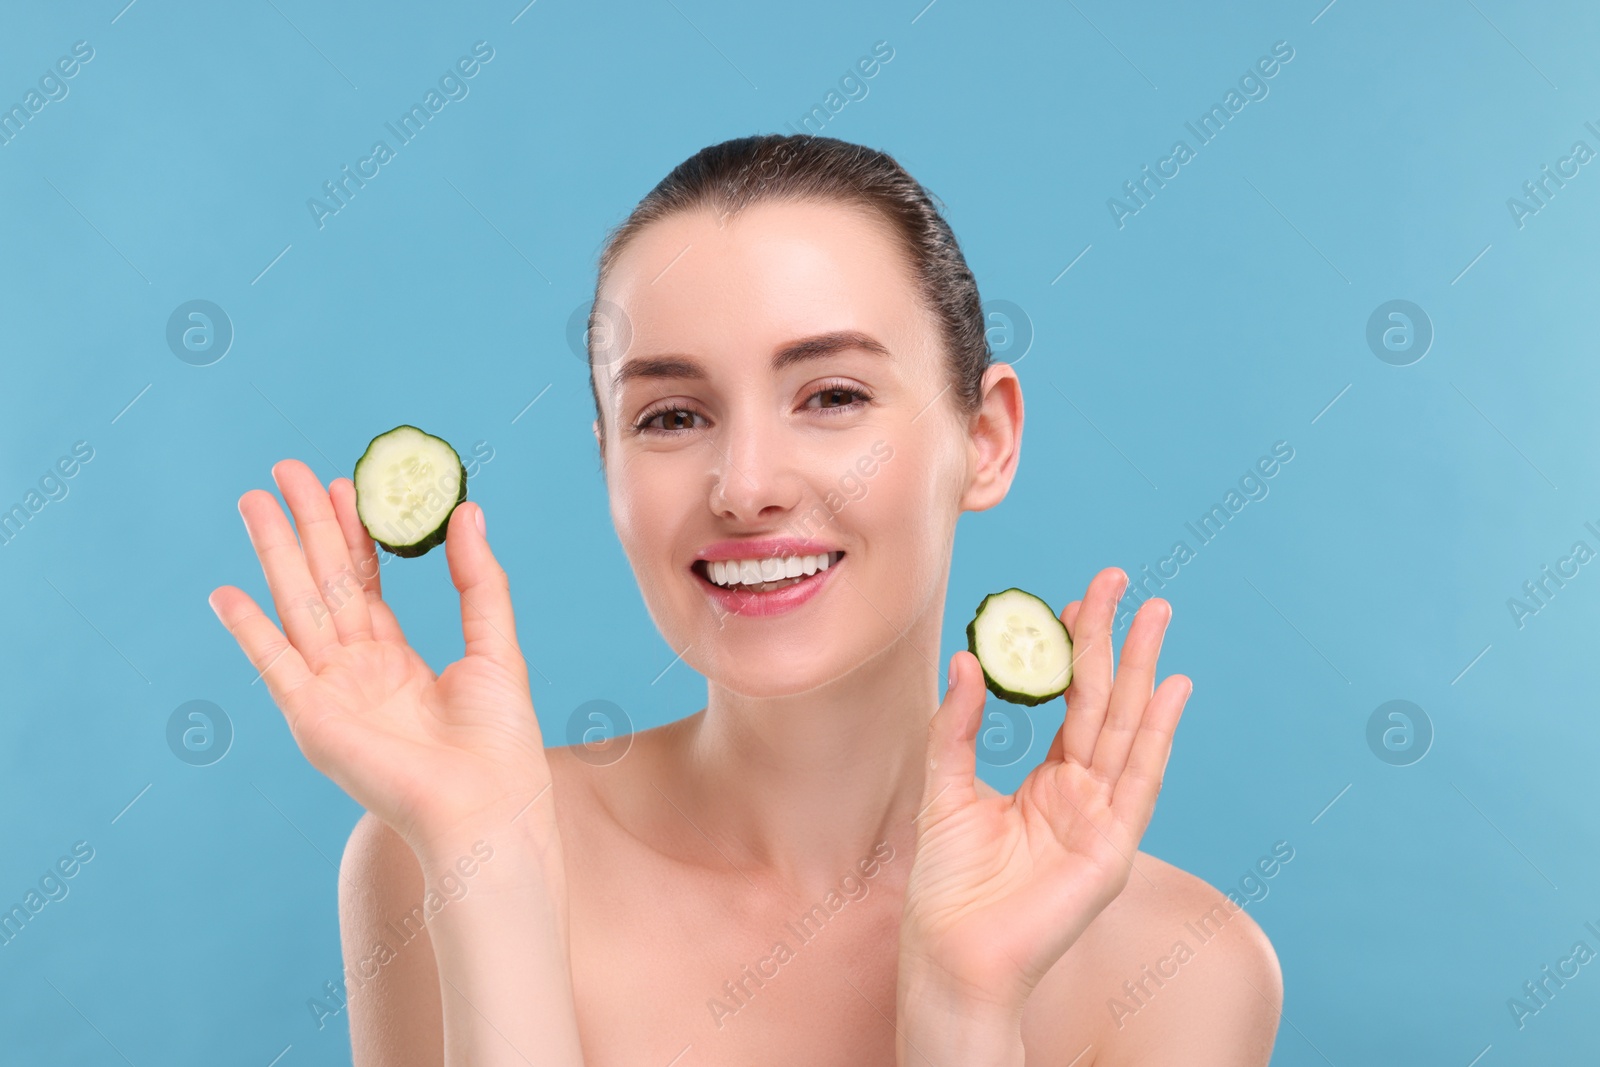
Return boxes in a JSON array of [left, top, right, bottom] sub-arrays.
[[209, 134, 1281, 1065]]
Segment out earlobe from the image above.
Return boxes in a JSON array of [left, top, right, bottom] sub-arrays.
[[960, 365, 1023, 513]]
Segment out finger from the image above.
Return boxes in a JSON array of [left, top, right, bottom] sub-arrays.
[[1055, 569, 1127, 767], [238, 488, 341, 665], [445, 501, 526, 675], [329, 477, 408, 646], [1042, 600, 1084, 763], [273, 460, 374, 644], [1110, 674, 1192, 836], [1062, 600, 1082, 638], [1088, 597, 1173, 785], [208, 584, 315, 708], [328, 477, 382, 597], [918, 650, 985, 824]]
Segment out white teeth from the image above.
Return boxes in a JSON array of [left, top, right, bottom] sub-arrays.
[[704, 552, 840, 587]]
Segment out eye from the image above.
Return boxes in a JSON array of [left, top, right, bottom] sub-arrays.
[[804, 380, 873, 415], [632, 403, 706, 436]]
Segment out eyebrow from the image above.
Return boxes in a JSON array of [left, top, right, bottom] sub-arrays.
[[610, 330, 893, 391]]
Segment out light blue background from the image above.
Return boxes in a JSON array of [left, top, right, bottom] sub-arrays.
[[2, 0, 1596, 1062]]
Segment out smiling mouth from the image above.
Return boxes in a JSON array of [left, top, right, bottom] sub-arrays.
[[697, 550, 851, 591]]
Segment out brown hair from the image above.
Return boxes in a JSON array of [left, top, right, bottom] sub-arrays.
[[585, 133, 992, 447]]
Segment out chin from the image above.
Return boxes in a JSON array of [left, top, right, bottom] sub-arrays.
[[693, 640, 852, 699]]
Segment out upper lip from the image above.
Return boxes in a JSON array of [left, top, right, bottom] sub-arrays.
[[694, 537, 843, 563]]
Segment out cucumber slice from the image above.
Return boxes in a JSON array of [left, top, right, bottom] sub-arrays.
[[352, 425, 467, 558], [965, 587, 1073, 706]]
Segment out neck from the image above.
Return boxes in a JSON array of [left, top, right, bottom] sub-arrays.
[[670, 606, 945, 892]]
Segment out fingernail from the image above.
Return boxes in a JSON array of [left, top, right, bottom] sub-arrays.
[[947, 655, 958, 690], [474, 504, 486, 537], [1115, 569, 1129, 599]]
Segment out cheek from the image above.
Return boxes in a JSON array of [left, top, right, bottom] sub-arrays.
[[607, 441, 728, 625], [609, 458, 684, 588], [848, 432, 960, 601]]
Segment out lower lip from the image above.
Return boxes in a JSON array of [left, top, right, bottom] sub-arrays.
[[694, 556, 842, 617]]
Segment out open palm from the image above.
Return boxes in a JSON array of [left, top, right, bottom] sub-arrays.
[[900, 567, 1192, 1010], [208, 460, 553, 862]]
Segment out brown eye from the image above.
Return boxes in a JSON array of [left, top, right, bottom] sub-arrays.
[[806, 383, 872, 414], [633, 406, 705, 435]]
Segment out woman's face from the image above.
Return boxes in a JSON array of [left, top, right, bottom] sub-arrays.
[[594, 198, 1004, 698]]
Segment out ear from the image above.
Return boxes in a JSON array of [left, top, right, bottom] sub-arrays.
[[959, 363, 1023, 513], [593, 418, 611, 473]]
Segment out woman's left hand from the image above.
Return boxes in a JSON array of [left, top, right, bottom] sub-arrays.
[[897, 566, 1192, 1040]]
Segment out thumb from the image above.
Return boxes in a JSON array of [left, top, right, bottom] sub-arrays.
[[444, 501, 525, 674], [919, 650, 987, 821]]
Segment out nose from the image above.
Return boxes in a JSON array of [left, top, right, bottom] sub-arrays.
[[706, 409, 802, 525]]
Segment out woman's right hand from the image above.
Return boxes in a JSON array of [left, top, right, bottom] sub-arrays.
[[208, 459, 554, 869]]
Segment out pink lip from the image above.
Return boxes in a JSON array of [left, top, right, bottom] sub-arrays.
[[696, 537, 839, 562], [691, 547, 844, 618]]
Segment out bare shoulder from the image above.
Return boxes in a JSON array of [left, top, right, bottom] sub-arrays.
[[542, 714, 697, 840], [331, 722, 687, 1065], [337, 811, 442, 1065], [1022, 850, 1283, 1066]]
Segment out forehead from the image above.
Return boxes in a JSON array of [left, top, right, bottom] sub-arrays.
[[596, 198, 931, 395]]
